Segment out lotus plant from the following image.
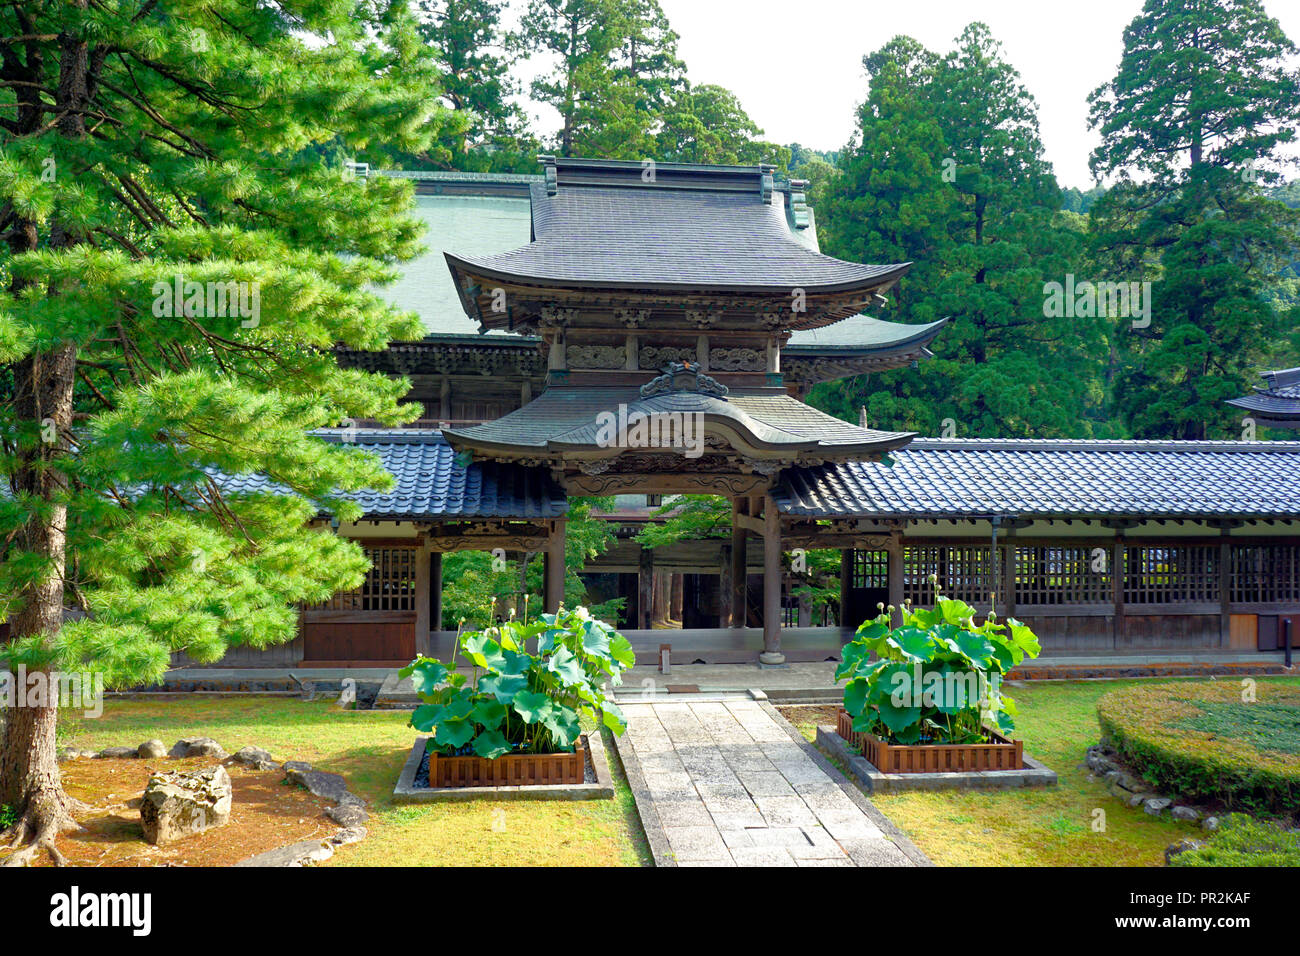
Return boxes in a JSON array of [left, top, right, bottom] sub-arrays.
[[400, 605, 634, 758], [838, 584, 1042, 745]]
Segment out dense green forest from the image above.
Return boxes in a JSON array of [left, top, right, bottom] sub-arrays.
[[361, 0, 1300, 442]]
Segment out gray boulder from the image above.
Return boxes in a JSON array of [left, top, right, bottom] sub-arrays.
[[326, 803, 369, 828], [97, 746, 138, 759], [1202, 816, 1221, 832], [1165, 838, 1204, 864], [329, 826, 367, 847], [230, 745, 277, 771], [169, 737, 228, 759], [139, 765, 233, 845], [1171, 805, 1202, 822], [137, 739, 167, 759], [285, 766, 356, 805], [1144, 797, 1173, 816], [234, 838, 334, 867]]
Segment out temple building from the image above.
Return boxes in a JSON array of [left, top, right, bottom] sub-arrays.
[[192, 157, 1300, 669], [1228, 367, 1300, 431]]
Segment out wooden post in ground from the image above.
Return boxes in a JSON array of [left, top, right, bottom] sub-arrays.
[[730, 498, 748, 628], [1112, 533, 1125, 650], [760, 494, 785, 664], [428, 549, 442, 645], [839, 548, 853, 631], [719, 543, 733, 629], [887, 534, 904, 627], [1219, 527, 1232, 648], [638, 547, 654, 630], [544, 519, 566, 614]]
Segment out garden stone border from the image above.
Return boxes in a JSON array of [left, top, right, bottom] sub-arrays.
[[57, 737, 369, 866], [392, 731, 615, 803], [816, 724, 1058, 794]]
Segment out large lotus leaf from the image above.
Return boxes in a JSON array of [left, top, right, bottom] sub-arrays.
[[546, 646, 587, 687], [987, 635, 1019, 673], [434, 717, 477, 750], [542, 706, 582, 747], [471, 697, 507, 730], [537, 626, 568, 654], [853, 618, 890, 644], [835, 639, 874, 681], [581, 620, 612, 658], [890, 723, 925, 745], [943, 628, 995, 666], [608, 633, 635, 669], [471, 729, 513, 760], [463, 632, 506, 671], [843, 676, 872, 718], [925, 663, 979, 714], [497, 646, 532, 678], [885, 626, 938, 663], [410, 703, 444, 733], [938, 597, 979, 625], [401, 658, 450, 699], [511, 689, 553, 724], [874, 695, 923, 734], [873, 661, 918, 708], [477, 673, 528, 705], [1006, 619, 1042, 660], [908, 606, 943, 628], [600, 699, 627, 735]]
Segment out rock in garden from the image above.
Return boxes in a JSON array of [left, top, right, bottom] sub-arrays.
[[329, 826, 367, 846], [1113, 773, 1144, 793], [97, 746, 139, 759], [1171, 805, 1202, 822], [281, 760, 313, 775], [139, 765, 233, 845], [169, 736, 228, 759], [230, 745, 277, 771], [1127, 792, 1156, 809], [1164, 838, 1204, 864], [137, 739, 167, 759], [285, 766, 354, 805], [1144, 797, 1173, 816], [1202, 816, 1221, 831], [326, 803, 369, 828], [234, 838, 334, 867]]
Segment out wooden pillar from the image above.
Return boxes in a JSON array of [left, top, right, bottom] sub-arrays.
[[429, 550, 443, 635], [544, 519, 565, 614], [415, 544, 431, 657], [839, 548, 853, 631], [730, 498, 748, 628], [1219, 527, 1232, 648], [760, 494, 784, 664], [1112, 533, 1125, 650], [638, 547, 654, 630], [718, 543, 733, 629], [671, 573, 684, 625], [887, 534, 904, 627], [1002, 526, 1016, 619], [438, 376, 450, 422]]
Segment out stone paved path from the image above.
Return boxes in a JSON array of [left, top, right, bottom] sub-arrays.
[[620, 698, 915, 867]]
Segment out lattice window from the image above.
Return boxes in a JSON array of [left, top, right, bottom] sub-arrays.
[[852, 550, 889, 589], [1014, 546, 1111, 606], [1122, 545, 1218, 604], [312, 546, 417, 611], [903, 545, 992, 607], [1231, 544, 1300, 604]]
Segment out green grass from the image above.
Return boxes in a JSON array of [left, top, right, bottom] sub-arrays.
[[1171, 700, 1300, 755], [59, 696, 651, 867], [783, 676, 1300, 867], [1170, 813, 1300, 867]]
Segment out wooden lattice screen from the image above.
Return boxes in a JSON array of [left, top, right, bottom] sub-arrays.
[[1122, 545, 1219, 605], [1230, 544, 1300, 604], [1014, 546, 1111, 606], [852, 550, 889, 589], [903, 545, 992, 607], [311, 546, 418, 611]]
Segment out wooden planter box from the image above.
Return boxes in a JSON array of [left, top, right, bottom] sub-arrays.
[[837, 710, 1023, 773], [427, 734, 587, 788]]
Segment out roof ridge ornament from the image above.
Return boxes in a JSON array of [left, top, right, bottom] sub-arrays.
[[540, 154, 558, 195], [639, 361, 729, 399]]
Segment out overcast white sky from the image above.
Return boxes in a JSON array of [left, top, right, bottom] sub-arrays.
[[508, 0, 1300, 190]]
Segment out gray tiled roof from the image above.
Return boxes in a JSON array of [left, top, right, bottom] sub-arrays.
[[1227, 367, 1300, 422], [225, 430, 566, 521], [442, 387, 914, 456], [774, 438, 1300, 520], [445, 181, 910, 293]]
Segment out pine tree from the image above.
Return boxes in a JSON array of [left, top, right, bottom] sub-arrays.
[[814, 25, 1104, 438], [656, 84, 790, 168], [0, 0, 452, 863], [1088, 0, 1300, 439]]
